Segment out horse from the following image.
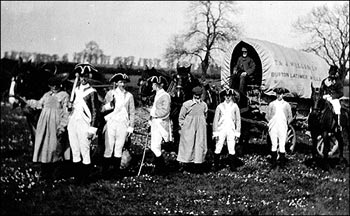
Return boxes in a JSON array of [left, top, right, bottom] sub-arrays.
[[308, 85, 346, 170]]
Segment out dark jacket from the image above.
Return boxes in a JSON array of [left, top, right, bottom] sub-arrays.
[[320, 77, 343, 99], [234, 56, 256, 76]]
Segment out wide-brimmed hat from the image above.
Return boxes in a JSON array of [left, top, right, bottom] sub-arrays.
[[48, 72, 69, 86], [73, 62, 99, 78], [148, 75, 168, 86], [109, 73, 130, 83], [273, 87, 290, 95], [192, 86, 203, 96], [242, 47, 248, 52]]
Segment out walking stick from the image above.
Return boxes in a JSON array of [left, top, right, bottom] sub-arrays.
[[137, 132, 149, 176]]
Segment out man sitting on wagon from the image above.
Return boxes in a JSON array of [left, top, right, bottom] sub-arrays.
[[320, 65, 343, 130], [232, 47, 256, 95]]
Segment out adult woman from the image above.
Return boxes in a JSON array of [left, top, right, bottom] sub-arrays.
[[26, 74, 70, 180]]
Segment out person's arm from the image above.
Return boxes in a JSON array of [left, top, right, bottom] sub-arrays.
[[178, 102, 189, 128], [286, 103, 293, 125], [265, 102, 273, 122], [212, 105, 221, 137], [246, 57, 256, 76], [127, 93, 135, 134], [234, 104, 241, 137], [152, 94, 171, 119], [101, 90, 114, 112], [88, 90, 100, 136]]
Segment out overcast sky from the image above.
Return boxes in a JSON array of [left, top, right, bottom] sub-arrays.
[[1, 1, 346, 62]]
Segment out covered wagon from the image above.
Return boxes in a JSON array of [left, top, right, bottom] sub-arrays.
[[220, 38, 331, 155]]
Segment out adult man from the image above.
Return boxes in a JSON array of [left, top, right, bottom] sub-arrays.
[[148, 75, 171, 175], [101, 73, 135, 179], [320, 65, 343, 129], [67, 63, 100, 185], [212, 88, 241, 172], [232, 47, 256, 94], [265, 87, 293, 169]]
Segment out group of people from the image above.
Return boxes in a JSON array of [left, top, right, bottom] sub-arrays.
[[25, 59, 345, 185]]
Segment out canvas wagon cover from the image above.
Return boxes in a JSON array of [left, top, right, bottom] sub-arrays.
[[221, 38, 329, 98]]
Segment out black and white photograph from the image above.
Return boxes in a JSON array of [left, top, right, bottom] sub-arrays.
[[1, 1, 349, 215]]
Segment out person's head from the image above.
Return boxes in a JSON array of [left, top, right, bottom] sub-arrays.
[[192, 86, 203, 101], [148, 76, 167, 92], [221, 88, 235, 103], [48, 73, 69, 92], [242, 47, 248, 58], [274, 88, 288, 101], [110, 73, 130, 90], [74, 63, 98, 85], [328, 65, 339, 79]]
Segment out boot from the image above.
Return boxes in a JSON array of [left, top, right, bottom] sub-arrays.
[[111, 157, 122, 179], [154, 155, 165, 175], [229, 154, 237, 172], [101, 157, 112, 179], [40, 163, 52, 181], [279, 152, 286, 168], [213, 154, 220, 172], [270, 151, 277, 170], [79, 164, 91, 185], [73, 162, 82, 184], [194, 163, 204, 174]]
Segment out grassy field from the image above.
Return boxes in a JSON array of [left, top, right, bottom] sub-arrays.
[[1, 99, 349, 215]]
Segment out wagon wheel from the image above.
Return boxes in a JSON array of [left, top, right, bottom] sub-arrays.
[[285, 124, 296, 155], [316, 135, 338, 157]]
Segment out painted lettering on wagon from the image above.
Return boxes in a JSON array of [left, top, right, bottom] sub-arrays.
[[274, 60, 318, 72]]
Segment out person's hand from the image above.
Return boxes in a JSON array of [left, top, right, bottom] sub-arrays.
[[67, 102, 73, 111]]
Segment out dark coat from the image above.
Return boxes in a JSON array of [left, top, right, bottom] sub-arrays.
[[320, 77, 343, 99], [234, 56, 256, 76]]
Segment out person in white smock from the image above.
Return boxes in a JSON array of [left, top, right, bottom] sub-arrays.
[[265, 87, 292, 169], [212, 88, 241, 172], [101, 73, 135, 178]]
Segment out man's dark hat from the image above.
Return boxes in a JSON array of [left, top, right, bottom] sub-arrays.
[[148, 75, 168, 86], [192, 86, 203, 95], [221, 88, 235, 96], [109, 73, 130, 83], [74, 62, 99, 78], [48, 73, 69, 86], [273, 87, 289, 94]]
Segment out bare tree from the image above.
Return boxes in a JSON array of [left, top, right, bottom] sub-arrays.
[[164, 1, 241, 79], [163, 34, 187, 69], [293, 2, 349, 80], [82, 41, 104, 65]]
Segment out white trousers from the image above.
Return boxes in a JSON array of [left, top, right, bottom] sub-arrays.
[[328, 98, 341, 115], [215, 130, 237, 155], [104, 120, 128, 158], [269, 123, 287, 153], [68, 117, 91, 164]]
